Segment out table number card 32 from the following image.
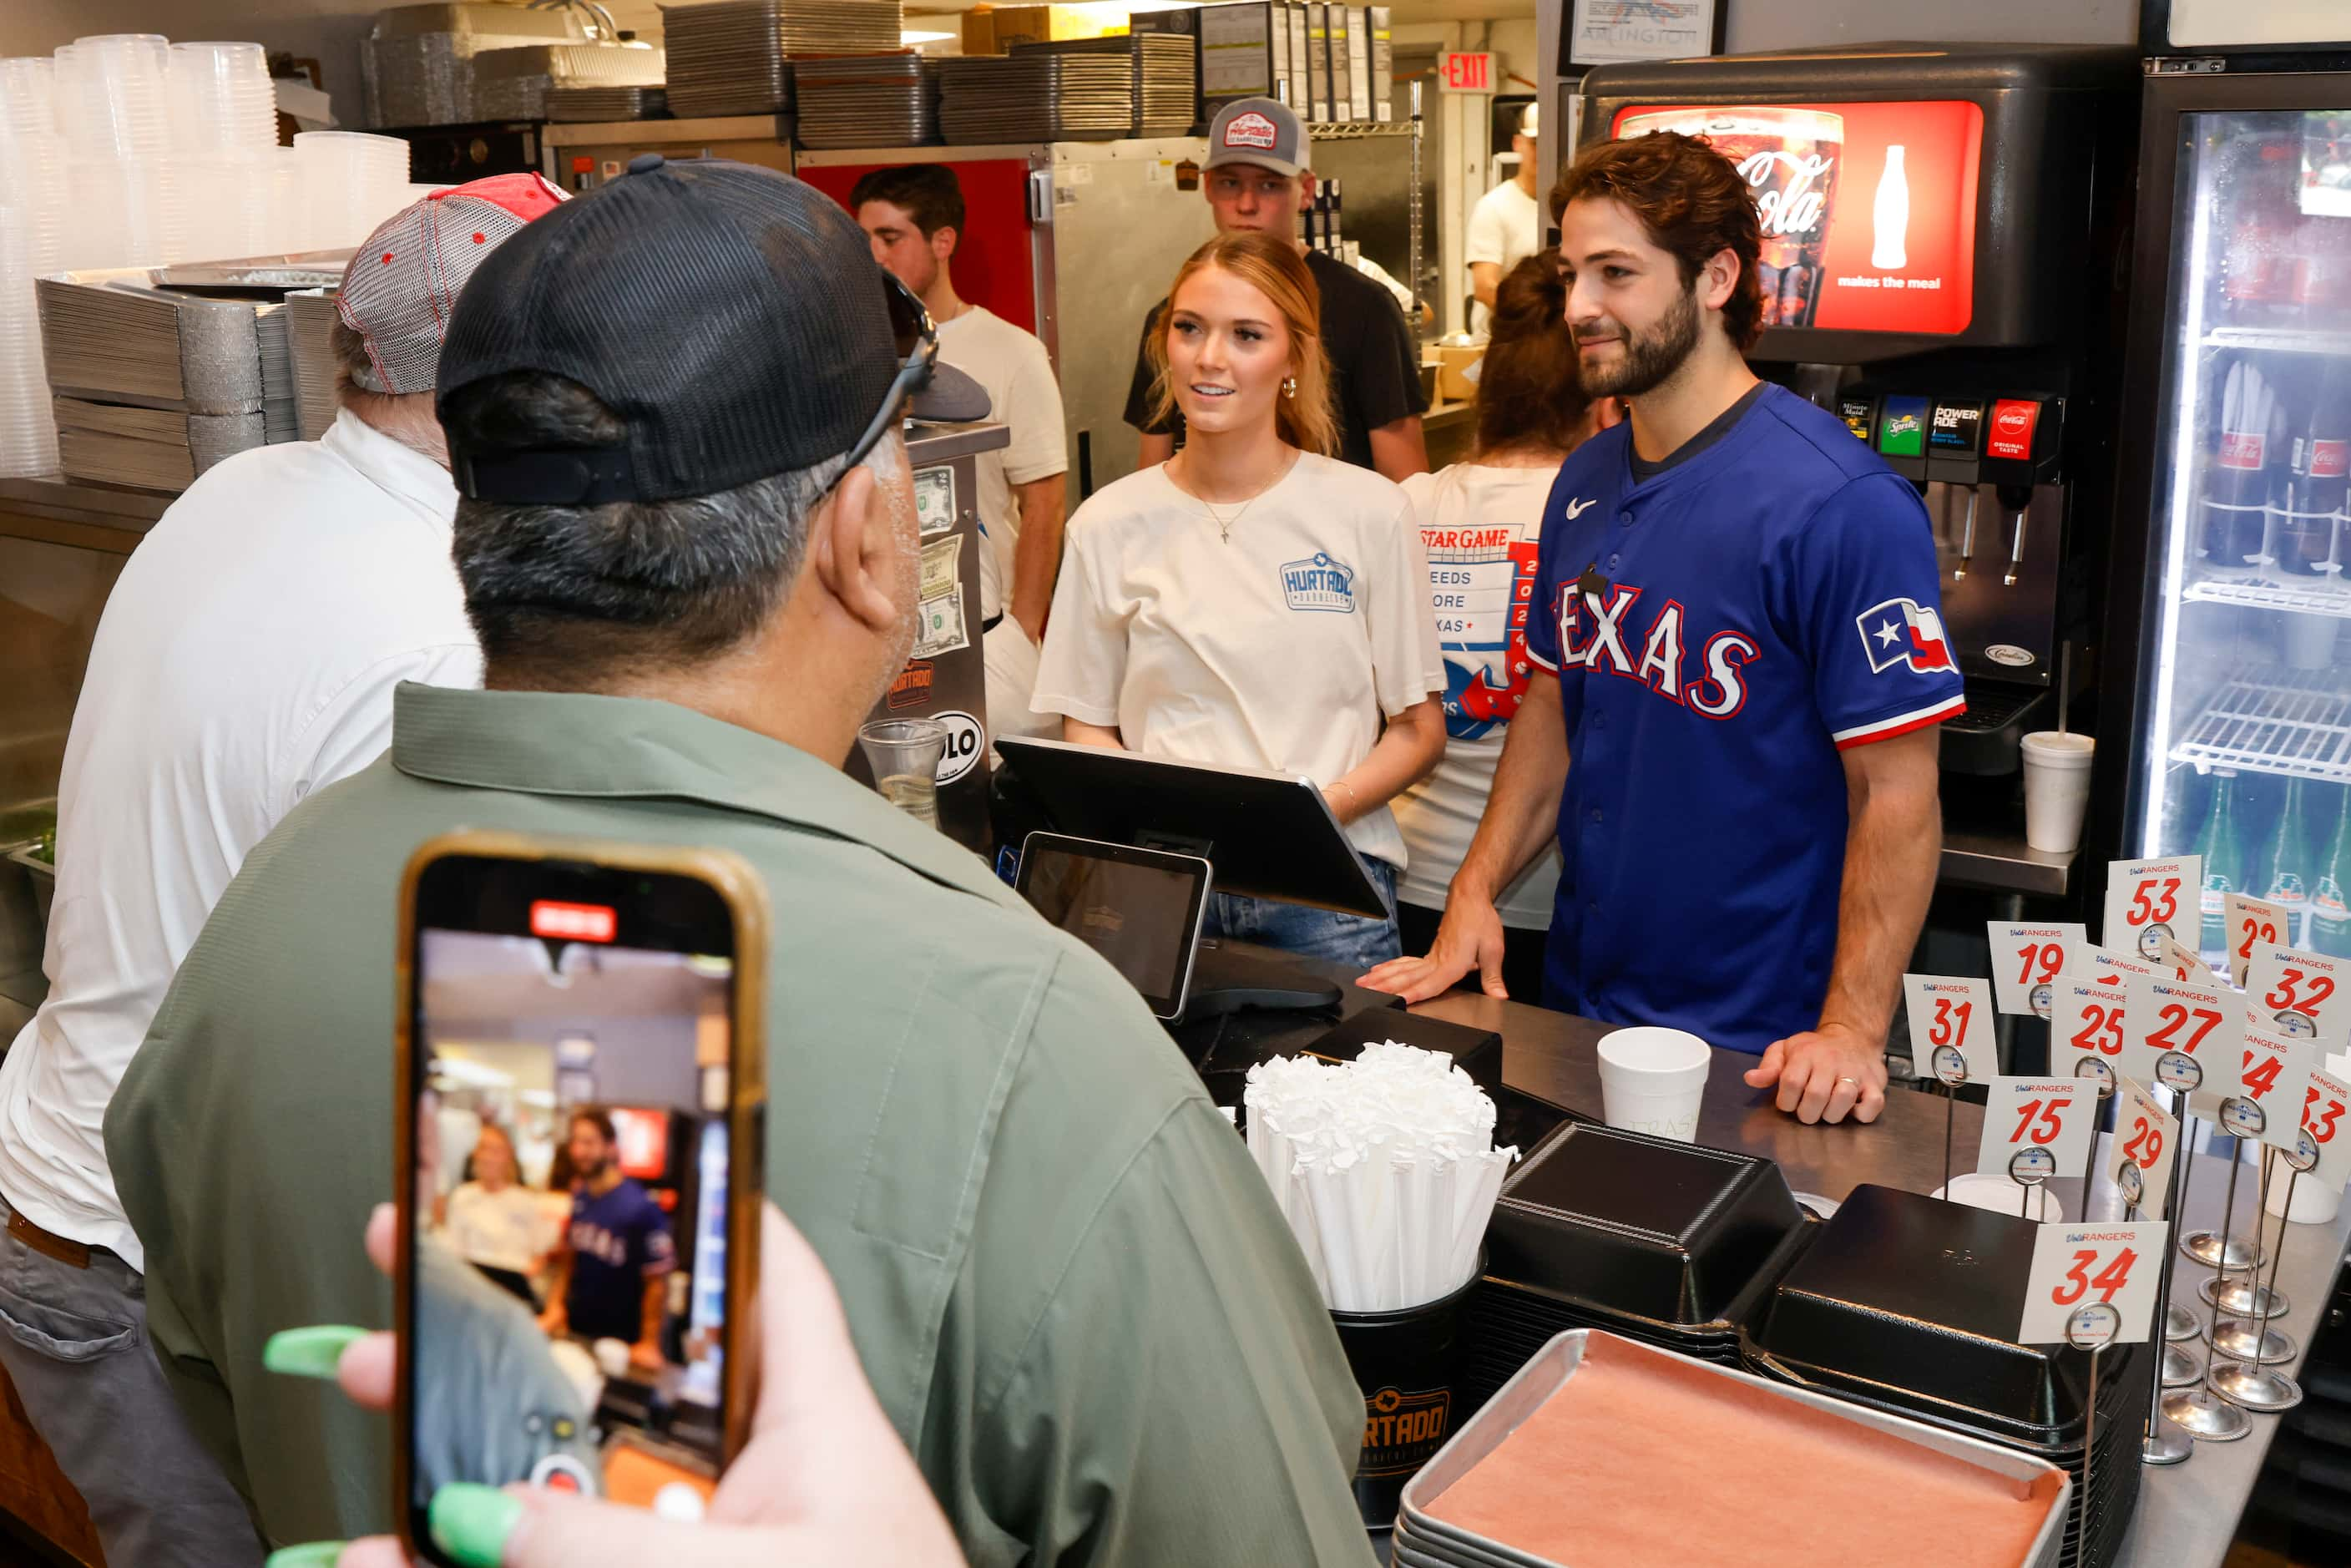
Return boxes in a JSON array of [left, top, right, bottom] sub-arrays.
[[2018, 1220, 2171, 1346], [2242, 942, 2351, 1050]]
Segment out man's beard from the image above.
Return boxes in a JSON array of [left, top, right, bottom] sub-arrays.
[[1577, 284, 1701, 399]]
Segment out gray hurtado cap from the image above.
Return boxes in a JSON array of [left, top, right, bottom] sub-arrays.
[[1205, 97, 1311, 178]]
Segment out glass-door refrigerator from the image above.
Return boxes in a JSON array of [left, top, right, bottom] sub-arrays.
[[2096, 10, 2351, 971]]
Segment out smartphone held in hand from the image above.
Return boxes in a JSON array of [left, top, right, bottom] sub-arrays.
[[393, 832, 768, 1564]]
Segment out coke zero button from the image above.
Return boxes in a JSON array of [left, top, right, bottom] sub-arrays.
[[627, 153, 666, 175]]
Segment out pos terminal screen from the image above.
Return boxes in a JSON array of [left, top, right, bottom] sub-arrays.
[[1016, 834, 1211, 1019]]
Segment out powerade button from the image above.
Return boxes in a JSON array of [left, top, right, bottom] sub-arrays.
[[1986, 398, 2040, 463]]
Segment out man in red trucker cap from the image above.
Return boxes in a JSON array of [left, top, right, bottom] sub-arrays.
[[0, 172, 562, 1566]]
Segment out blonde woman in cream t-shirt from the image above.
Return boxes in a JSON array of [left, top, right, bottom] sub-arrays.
[[1032, 230, 1445, 968]]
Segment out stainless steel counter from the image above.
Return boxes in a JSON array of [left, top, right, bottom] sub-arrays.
[[1413, 989, 2348, 1567], [1941, 821, 2079, 898]]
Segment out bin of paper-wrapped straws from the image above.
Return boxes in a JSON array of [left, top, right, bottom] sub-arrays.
[[1244, 1043, 1519, 1526]]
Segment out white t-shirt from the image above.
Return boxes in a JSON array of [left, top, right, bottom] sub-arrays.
[[445, 1181, 556, 1276], [0, 411, 481, 1267], [1032, 453, 1443, 870], [1391, 463, 1565, 928], [1465, 178, 1542, 337], [935, 305, 1069, 624]]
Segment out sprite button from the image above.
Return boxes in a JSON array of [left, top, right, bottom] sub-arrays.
[[1877, 395, 1929, 458]]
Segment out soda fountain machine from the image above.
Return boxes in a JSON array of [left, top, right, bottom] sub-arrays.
[[1575, 47, 2141, 797]]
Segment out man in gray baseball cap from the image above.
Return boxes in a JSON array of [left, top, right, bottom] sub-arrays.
[[1125, 95, 1428, 480]]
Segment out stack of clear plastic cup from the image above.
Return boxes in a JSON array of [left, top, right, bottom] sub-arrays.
[[58, 35, 177, 266], [169, 43, 281, 260], [0, 202, 58, 477], [294, 130, 413, 250], [0, 58, 67, 276]]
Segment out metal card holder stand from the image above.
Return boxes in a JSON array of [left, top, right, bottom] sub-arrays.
[[2143, 1058, 2200, 1464], [2068, 1304, 2121, 1507], [2208, 1123, 2318, 1415], [2075, 1055, 2116, 1206], [2155, 1056, 2206, 1389], [2153, 1067, 2247, 1448], [2205, 1144, 2297, 1366], [1934, 1044, 1969, 1201]]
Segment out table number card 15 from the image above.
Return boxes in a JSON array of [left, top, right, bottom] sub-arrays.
[[2018, 1220, 2171, 1346], [1904, 974, 1998, 1084], [1977, 1077, 2097, 1179]]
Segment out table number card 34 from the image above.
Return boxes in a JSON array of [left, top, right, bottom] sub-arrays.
[[2018, 1220, 2171, 1346]]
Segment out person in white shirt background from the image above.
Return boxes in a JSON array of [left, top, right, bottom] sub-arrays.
[[437, 1121, 559, 1308], [1383, 254, 1620, 1000], [1466, 104, 1544, 337], [854, 164, 1070, 746], [0, 173, 562, 1568], [1033, 230, 1444, 968]]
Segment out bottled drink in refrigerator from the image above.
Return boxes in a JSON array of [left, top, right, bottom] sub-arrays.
[[2254, 776, 2321, 946], [2194, 769, 2251, 958], [2280, 362, 2348, 577], [2313, 783, 2351, 959], [2203, 359, 2279, 569]]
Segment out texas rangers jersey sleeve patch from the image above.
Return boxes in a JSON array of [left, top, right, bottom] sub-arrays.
[[1858, 596, 1955, 674]]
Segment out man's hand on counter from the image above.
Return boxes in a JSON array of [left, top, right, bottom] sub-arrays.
[[1358, 895, 1511, 1003], [1743, 1020, 1888, 1125]]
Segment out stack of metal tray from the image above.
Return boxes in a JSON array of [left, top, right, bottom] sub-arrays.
[[938, 53, 1135, 144], [469, 43, 666, 120], [544, 84, 670, 121], [1393, 1328, 2071, 1567], [660, 0, 906, 118], [793, 53, 938, 148], [1009, 33, 1197, 138], [1737, 1184, 2150, 1568]]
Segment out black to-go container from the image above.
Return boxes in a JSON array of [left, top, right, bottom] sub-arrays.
[[1332, 1258, 1483, 1530]]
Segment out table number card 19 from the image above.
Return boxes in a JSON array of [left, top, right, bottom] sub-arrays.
[[1990, 923, 2086, 1016], [1977, 1077, 2097, 1179], [2018, 1220, 2171, 1345], [2104, 857, 2199, 969]]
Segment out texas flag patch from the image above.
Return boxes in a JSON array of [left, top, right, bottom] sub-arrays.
[[1857, 597, 1954, 674]]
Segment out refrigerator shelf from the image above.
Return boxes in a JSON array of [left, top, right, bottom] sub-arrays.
[[2202, 326, 2351, 357], [2170, 668, 2351, 783], [2184, 577, 2351, 618]]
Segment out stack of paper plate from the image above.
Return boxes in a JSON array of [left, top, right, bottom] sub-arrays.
[[793, 53, 937, 148]]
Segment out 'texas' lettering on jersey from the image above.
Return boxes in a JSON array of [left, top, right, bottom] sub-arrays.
[[1554, 580, 1759, 719]]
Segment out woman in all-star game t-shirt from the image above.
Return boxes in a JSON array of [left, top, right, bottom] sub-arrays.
[[1032, 230, 1445, 969]]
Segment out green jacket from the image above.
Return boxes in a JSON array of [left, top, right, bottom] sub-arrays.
[[105, 682, 1374, 1565]]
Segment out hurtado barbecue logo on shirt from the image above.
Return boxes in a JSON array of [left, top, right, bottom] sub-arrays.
[[1281, 552, 1358, 613]]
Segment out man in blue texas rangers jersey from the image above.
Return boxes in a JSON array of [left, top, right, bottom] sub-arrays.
[[1364, 130, 1961, 1126]]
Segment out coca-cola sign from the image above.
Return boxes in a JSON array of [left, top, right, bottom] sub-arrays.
[[1737, 149, 1835, 239], [2218, 431, 2267, 470], [1611, 99, 1984, 336]]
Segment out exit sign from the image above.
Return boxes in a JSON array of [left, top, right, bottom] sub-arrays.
[[1439, 52, 1494, 94]]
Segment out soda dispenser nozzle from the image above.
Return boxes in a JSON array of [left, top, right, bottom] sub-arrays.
[[1998, 483, 2035, 587], [1953, 486, 1979, 580]]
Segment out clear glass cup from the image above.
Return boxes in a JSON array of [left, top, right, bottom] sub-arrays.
[[857, 718, 947, 830]]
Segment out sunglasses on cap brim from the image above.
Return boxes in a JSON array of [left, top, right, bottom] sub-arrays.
[[840, 271, 990, 473]]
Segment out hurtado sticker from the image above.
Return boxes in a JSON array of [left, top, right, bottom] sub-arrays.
[[1281, 552, 1358, 613]]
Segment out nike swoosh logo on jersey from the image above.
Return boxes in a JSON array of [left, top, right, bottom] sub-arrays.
[[1565, 498, 1596, 518]]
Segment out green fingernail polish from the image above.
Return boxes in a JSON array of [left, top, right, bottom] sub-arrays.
[[430, 1483, 521, 1568], [265, 1545, 346, 1568], [261, 1326, 365, 1380]]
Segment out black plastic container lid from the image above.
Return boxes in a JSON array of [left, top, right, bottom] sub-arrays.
[[1486, 1121, 1806, 1327]]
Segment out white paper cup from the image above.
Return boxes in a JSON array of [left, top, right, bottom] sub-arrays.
[[1933, 1172, 2064, 1222], [1595, 1025, 1711, 1143], [2020, 731, 2095, 853], [2266, 1167, 2342, 1226]]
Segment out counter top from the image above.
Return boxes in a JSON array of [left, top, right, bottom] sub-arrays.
[[1401, 985, 2348, 1568], [1942, 820, 2079, 898], [0, 473, 170, 554]]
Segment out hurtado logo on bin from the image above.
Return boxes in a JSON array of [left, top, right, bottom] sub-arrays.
[[1358, 1385, 1451, 1476]]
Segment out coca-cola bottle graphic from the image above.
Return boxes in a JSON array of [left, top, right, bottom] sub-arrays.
[[1871, 145, 1909, 270], [2280, 362, 2347, 576], [2202, 357, 2278, 570], [1619, 107, 1841, 327]]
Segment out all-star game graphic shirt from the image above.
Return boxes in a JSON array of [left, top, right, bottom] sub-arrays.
[[1523, 383, 1964, 1053]]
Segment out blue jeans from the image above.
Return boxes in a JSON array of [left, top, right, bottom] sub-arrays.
[[1203, 859, 1401, 969]]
